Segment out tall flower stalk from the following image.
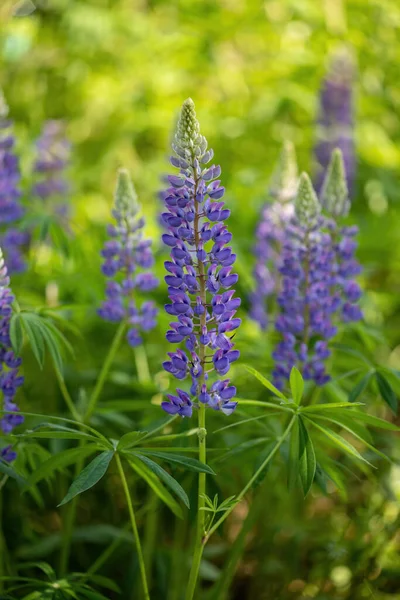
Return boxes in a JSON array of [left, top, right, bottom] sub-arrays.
[[0, 90, 27, 274], [314, 51, 355, 195], [99, 168, 158, 348], [33, 120, 71, 221], [160, 99, 241, 599], [0, 247, 24, 462], [249, 141, 298, 329], [273, 155, 363, 390]]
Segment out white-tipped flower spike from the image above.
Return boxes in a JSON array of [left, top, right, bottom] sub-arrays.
[[269, 141, 299, 203], [172, 98, 208, 159], [295, 173, 321, 229], [115, 167, 139, 217], [320, 148, 350, 217]]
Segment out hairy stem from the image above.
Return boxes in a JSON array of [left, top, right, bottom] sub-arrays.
[[116, 454, 150, 600]]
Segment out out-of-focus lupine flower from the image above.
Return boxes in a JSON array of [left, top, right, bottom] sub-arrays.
[[0, 90, 27, 274], [33, 120, 70, 221], [99, 168, 158, 347], [272, 174, 337, 390], [314, 52, 355, 196], [320, 149, 363, 323], [161, 99, 240, 417], [0, 248, 24, 461], [249, 141, 298, 329]]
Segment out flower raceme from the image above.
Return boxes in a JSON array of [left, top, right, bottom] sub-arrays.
[[249, 141, 298, 329], [99, 169, 158, 347], [0, 89, 27, 274], [272, 159, 363, 390], [0, 248, 24, 462], [314, 51, 355, 196], [161, 99, 240, 418]]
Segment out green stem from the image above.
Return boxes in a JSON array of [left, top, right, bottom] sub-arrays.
[[55, 368, 81, 421], [134, 345, 151, 384], [116, 454, 150, 600], [204, 415, 296, 543], [185, 405, 206, 600], [59, 322, 127, 575], [85, 321, 127, 421]]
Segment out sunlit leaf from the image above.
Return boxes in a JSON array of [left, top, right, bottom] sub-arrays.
[[290, 367, 304, 405]]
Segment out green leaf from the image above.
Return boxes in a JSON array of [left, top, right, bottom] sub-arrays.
[[133, 453, 189, 508], [306, 419, 373, 467], [287, 417, 299, 490], [290, 367, 304, 405], [0, 459, 27, 486], [376, 372, 398, 414], [137, 451, 216, 475], [17, 424, 100, 442], [349, 410, 399, 431], [243, 365, 287, 401], [298, 417, 316, 496], [349, 372, 373, 403], [10, 313, 23, 355], [307, 410, 390, 463], [127, 456, 183, 518], [58, 451, 114, 506], [117, 431, 148, 451], [21, 313, 46, 368], [25, 444, 100, 489], [301, 402, 364, 413]]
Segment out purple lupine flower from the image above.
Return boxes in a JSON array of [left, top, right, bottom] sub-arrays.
[[0, 248, 24, 461], [33, 120, 71, 221], [314, 52, 355, 195], [99, 168, 158, 347], [272, 174, 338, 390], [161, 99, 240, 417], [320, 149, 363, 324], [249, 142, 298, 329], [0, 90, 27, 274]]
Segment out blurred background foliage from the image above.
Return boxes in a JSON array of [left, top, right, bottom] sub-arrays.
[[1, 0, 400, 599]]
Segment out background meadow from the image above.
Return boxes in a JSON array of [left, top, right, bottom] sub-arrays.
[[1, 0, 400, 599]]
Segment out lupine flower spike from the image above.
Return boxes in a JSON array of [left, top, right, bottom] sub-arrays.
[[161, 99, 240, 417], [249, 141, 298, 329], [99, 168, 158, 347], [0, 248, 24, 462], [33, 120, 71, 222], [320, 148, 363, 323], [272, 173, 337, 389], [314, 51, 355, 195], [0, 89, 27, 274]]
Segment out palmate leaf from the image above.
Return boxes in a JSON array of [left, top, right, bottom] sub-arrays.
[[304, 417, 373, 467], [349, 372, 373, 403], [137, 450, 216, 475], [375, 371, 398, 413], [290, 367, 304, 405], [134, 453, 190, 508], [25, 444, 101, 489], [306, 410, 390, 463], [348, 409, 399, 430], [0, 457, 27, 486], [298, 417, 316, 496], [58, 451, 114, 506], [16, 423, 101, 443], [243, 365, 288, 401], [127, 455, 183, 518], [287, 417, 316, 496], [10, 311, 74, 373], [117, 431, 148, 451]]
